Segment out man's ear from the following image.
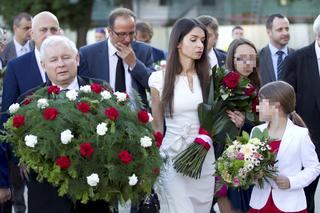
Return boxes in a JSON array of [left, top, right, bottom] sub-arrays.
[[76, 54, 80, 66], [40, 60, 46, 70]]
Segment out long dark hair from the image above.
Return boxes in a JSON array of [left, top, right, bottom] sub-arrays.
[[226, 38, 261, 89], [162, 18, 210, 117], [259, 81, 306, 127]]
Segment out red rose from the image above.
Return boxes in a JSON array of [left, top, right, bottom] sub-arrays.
[[80, 142, 94, 158], [43, 108, 59, 120], [91, 83, 102, 94], [138, 110, 149, 124], [22, 98, 32, 105], [77, 102, 91, 113], [13, 114, 25, 128], [118, 150, 132, 164], [47, 85, 60, 94], [245, 84, 255, 96], [152, 168, 160, 175], [223, 72, 241, 89], [55, 156, 71, 170], [105, 107, 119, 121], [153, 131, 163, 148]]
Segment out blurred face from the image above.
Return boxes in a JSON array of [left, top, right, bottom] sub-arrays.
[[41, 43, 79, 88], [232, 29, 244, 39], [177, 27, 205, 60], [267, 17, 290, 49], [257, 99, 280, 122], [31, 15, 60, 50], [206, 27, 217, 50], [95, 32, 106, 42], [234, 44, 257, 77], [108, 16, 135, 47], [14, 18, 32, 44], [135, 31, 151, 43]]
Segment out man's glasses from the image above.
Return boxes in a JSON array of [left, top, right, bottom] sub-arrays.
[[110, 28, 135, 39]]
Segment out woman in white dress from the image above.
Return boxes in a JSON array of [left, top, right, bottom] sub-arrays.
[[149, 18, 215, 213]]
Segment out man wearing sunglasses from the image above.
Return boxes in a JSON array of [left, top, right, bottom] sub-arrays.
[[79, 7, 154, 109]]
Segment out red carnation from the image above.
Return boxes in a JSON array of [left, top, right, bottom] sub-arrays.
[[91, 83, 102, 94], [153, 131, 163, 148], [13, 114, 25, 128], [77, 102, 91, 113], [105, 107, 119, 121], [80, 142, 94, 158], [47, 85, 60, 94], [55, 156, 71, 170], [138, 110, 149, 124], [22, 98, 32, 105], [223, 72, 241, 89], [43, 108, 59, 120], [245, 84, 255, 96], [118, 150, 132, 164]]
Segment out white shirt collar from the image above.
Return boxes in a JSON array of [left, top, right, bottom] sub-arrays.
[[13, 38, 30, 56], [34, 48, 47, 83], [108, 38, 118, 57], [208, 48, 219, 69], [268, 43, 288, 56], [52, 77, 79, 90], [315, 41, 320, 60]]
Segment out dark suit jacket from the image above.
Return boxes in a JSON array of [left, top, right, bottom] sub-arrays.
[[259, 45, 294, 85], [0, 40, 34, 66], [281, 42, 320, 155], [152, 46, 166, 63], [78, 39, 154, 108], [213, 48, 227, 68]]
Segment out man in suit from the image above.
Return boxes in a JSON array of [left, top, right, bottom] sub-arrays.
[[0, 11, 65, 213], [0, 13, 33, 67], [196, 15, 226, 69], [259, 14, 294, 85], [281, 14, 320, 213], [135, 21, 166, 64], [79, 7, 154, 108]]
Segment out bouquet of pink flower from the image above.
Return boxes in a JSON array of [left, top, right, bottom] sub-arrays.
[[215, 128, 277, 189], [173, 66, 258, 179]]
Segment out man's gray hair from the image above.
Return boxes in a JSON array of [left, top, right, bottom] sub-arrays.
[[313, 14, 320, 37], [40, 35, 78, 60]]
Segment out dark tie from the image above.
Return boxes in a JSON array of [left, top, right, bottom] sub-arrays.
[[276, 50, 284, 80], [115, 54, 126, 92]]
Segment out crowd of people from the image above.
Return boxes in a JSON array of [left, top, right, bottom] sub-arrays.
[[0, 7, 320, 213]]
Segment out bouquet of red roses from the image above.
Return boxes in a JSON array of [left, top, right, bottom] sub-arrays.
[[173, 66, 258, 179]]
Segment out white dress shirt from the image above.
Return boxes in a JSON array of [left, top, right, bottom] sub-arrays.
[[208, 48, 219, 69], [34, 48, 47, 83], [268, 43, 288, 80], [314, 40, 320, 77], [53, 77, 79, 90], [107, 38, 133, 95], [13, 38, 31, 57]]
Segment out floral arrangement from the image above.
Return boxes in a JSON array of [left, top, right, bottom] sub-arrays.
[[215, 128, 277, 189], [2, 83, 163, 205], [174, 66, 258, 179], [153, 60, 166, 72]]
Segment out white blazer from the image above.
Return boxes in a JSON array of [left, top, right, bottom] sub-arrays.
[[249, 119, 320, 212]]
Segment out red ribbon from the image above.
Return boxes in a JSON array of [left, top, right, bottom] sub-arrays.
[[194, 137, 210, 150], [199, 127, 211, 137]]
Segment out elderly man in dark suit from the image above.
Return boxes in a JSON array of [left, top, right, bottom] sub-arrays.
[[259, 14, 294, 85], [281, 14, 320, 213], [79, 8, 154, 108], [0, 12, 33, 67]]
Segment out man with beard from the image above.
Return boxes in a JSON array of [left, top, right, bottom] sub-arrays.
[[259, 14, 294, 85]]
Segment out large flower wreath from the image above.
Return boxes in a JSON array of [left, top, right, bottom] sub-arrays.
[[2, 83, 163, 205]]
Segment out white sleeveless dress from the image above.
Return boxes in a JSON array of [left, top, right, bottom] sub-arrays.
[[149, 71, 215, 213]]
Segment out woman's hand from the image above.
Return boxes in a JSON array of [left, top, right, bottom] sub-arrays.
[[226, 110, 245, 129], [275, 175, 290, 189]]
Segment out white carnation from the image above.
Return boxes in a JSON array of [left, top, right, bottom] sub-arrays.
[[114, 91, 127, 102], [140, 136, 152, 148], [60, 129, 74, 144], [86, 173, 99, 186], [80, 85, 91, 93], [66, 90, 78, 101], [96, 122, 108, 136], [9, 103, 20, 114], [148, 113, 153, 122], [24, 134, 38, 148], [37, 98, 49, 109], [128, 174, 138, 186], [100, 90, 112, 100]]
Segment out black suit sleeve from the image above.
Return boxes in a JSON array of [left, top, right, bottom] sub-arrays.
[[281, 53, 297, 90]]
